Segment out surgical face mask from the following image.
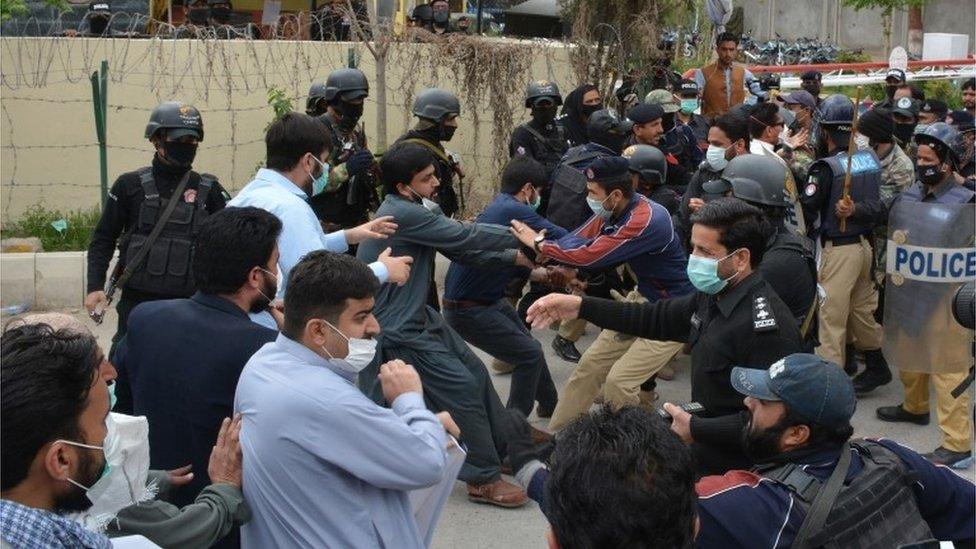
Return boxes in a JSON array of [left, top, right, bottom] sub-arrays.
[[108, 382, 117, 410], [686, 249, 742, 294], [586, 194, 617, 220], [306, 155, 330, 197], [680, 98, 698, 114], [162, 140, 198, 168], [917, 162, 945, 186], [409, 186, 443, 215], [320, 319, 377, 373], [706, 143, 732, 171], [529, 190, 542, 211], [64, 413, 153, 533], [252, 267, 279, 313], [914, 123, 930, 135]]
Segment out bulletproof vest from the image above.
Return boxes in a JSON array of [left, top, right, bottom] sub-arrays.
[[310, 115, 375, 227], [124, 168, 213, 297], [518, 121, 569, 174], [766, 231, 818, 344], [902, 181, 976, 204], [760, 440, 933, 549], [547, 145, 609, 231], [811, 150, 882, 237]]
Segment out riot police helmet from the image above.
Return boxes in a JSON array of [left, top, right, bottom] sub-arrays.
[[524, 80, 562, 108], [817, 94, 854, 131], [306, 81, 329, 115], [915, 122, 966, 168], [144, 101, 204, 141], [324, 68, 370, 103], [412, 88, 461, 122], [621, 144, 667, 185], [722, 154, 789, 207]]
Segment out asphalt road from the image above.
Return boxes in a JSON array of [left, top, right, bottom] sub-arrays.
[[40, 301, 973, 549]]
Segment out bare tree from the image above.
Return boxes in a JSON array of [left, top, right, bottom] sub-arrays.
[[347, 0, 393, 152]]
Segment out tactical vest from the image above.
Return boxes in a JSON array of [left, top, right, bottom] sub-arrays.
[[766, 231, 819, 346], [811, 150, 882, 238], [759, 440, 933, 548], [310, 115, 375, 227], [547, 145, 609, 231], [902, 181, 976, 204], [123, 168, 213, 297], [701, 62, 745, 118], [518, 122, 569, 174]]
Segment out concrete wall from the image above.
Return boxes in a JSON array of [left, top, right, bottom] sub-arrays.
[[0, 37, 574, 223], [739, 0, 974, 56]]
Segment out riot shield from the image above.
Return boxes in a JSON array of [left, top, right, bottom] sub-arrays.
[[883, 200, 976, 373]]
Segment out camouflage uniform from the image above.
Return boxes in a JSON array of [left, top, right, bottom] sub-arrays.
[[872, 144, 916, 281]]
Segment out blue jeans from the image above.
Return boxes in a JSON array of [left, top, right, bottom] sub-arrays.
[[445, 300, 558, 416]]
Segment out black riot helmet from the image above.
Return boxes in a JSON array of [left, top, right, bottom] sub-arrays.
[[622, 144, 667, 186], [412, 88, 461, 122], [524, 80, 562, 108], [722, 155, 790, 208], [324, 68, 369, 104], [915, 122, 966, 169], [306, 81, 329, 115], [144, 101, 204, 141], [817, 94, 854, 149]]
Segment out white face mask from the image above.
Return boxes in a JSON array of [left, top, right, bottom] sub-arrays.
[[64, 413, 154, 533], [408, 186, 444, 216], [706, 143, 732, 171], [320, 319, 377, 373]]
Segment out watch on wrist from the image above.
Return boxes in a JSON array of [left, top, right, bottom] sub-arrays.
[[533, 234, 546, 252]]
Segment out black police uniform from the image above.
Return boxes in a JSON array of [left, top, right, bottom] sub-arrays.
[[309, 112, 376, 231], [674, 162, 724, 246], [577, 272, 803, 474], [87, 156, 227, 355], [395, 128, 460, 218]]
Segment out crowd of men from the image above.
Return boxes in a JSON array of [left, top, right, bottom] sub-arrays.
[[2, 29, 975, 549]]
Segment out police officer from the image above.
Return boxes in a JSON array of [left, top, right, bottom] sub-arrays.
[[509, 80, 569, 213], [306, 69, 378, 234], [707, 155, 818, 350], [645, 89, 704, 194], [621, 144, 679, 214], [396, 88, 463, 218], [526, 198, 803, 474], [843, 123, 975, 468], [800, 94, 889, 393], [85, 102, 228, 356]]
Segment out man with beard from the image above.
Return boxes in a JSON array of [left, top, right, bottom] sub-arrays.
[[645, 89, 704, 194], [695, 354, 975, 548], [963, 78, 975, 118], [306, 69, 378, 234], [0, 324, 113, 549], [112, 207, 281, 509], [557, 84, 603, 147]]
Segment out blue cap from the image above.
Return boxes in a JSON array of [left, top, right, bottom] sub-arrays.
[[731, 354, 856, 429], [585, 156, 631, 184], [626, 103, 664, 124]]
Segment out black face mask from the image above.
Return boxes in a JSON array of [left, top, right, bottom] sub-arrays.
[[433, 11, 449, 24], [662, 112, 676, 132], [531, 105, 558, 126], [917, 162, 945, 186], [188, 8, 210, 24], [893, 123, 916, 144], [162, 141, 198, 168], [580, 102, 602, 119], [89, 15, 109, 35], [801, 82, 820, 97], [439, 124, 457, 142], [211, 6, 231, 22], [335, 100, 364, 129]]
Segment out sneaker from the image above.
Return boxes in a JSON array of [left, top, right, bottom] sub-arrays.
[[551, 335, 582, 362], [923, 447, 974, 469], [876, 404, 930, 425]]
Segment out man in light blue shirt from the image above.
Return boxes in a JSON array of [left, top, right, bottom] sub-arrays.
[[229, 113, 413, 326], [235, 250, 457, 549]]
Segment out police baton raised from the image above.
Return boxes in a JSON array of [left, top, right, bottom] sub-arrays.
[[839, 86, 862, 233]]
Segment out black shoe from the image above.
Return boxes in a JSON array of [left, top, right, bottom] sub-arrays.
[[923, 446, 973, 469], [551, 335, 581, 362], [853, 350, 891, 394], [535, 400, 556, 419], [844, 344, 859, 376], [876, 404, 930, 425]]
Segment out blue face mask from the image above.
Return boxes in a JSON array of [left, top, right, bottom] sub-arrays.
[[586, 194, 617, 220], [307, 155, 330, 197], [686, 249, 742, 294], [108, 382, 117, 410], [680, 98, 698, 114]]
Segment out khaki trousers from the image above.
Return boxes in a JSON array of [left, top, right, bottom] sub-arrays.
[[901, 370, 973, 453], [815, 238, 883, 366], [548, 291, 683, 432]]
